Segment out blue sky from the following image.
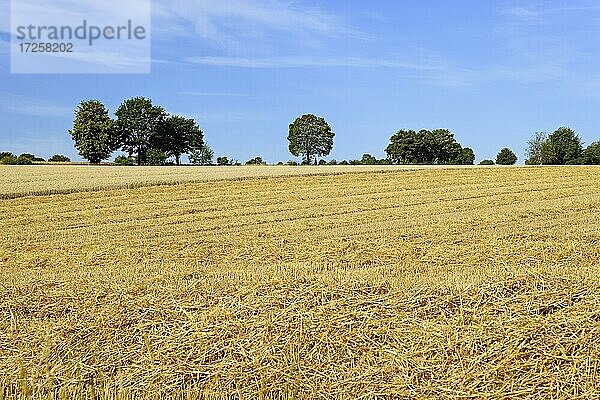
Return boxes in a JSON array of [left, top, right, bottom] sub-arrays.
[[1, 0, 600, 163]]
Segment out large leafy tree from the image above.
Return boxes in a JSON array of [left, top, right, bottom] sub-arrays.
[[424, 129, 463, 164], [288, 114, 335, 164], [541, 127, 583, 165], [69, 100, 116, 164], [156, 115, 204, 165], [385, 130, 422, 164], [386, 128, 466, 165], [525, 132, 547, 165], [115, 97, 167, 165], [496, 148, 518, 165]]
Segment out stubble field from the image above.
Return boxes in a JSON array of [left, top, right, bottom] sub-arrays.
[[1, 166, 600, 399]]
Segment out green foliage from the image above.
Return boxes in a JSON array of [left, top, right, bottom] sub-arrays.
[[115, 97, 167, 165], [327, 159, 338, 165], [525, 132, 547, 165], [479, 159, 495, 165], [541, 127, 583, 165], [156, 115, 204, 165], [359, 154, 378, 165], [217, 156, 231, 166], [19, 153, 44, 162], [288, 114, 335, 164], [246, 156, 266, 165], [0, 155, 17, 165], [583, 142, 600, 165], [114, 155, 136, 166], [286, 160, 299, 166], [70, 100, 116, 164], [338, 160, 349, 165], [48, 154, 71, 162], [454, 147, 476, 165], [0, 152, 15, 159], [189, 143, 214, 166], [496, 148, 518, 165], [385, 129, 467, 164], [146, 149, 169, 166], [0, 154, 33, 165]]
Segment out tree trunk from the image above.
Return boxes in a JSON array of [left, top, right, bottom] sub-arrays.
[[176, 155, 180, 165]]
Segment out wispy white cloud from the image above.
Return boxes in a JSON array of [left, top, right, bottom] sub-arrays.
[[0, 92, 72, 117], [154, 0, 371, 51], [185, 55, 442, 70], [179, 91, 251, 97]]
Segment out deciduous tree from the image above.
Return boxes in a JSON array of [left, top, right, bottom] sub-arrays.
[[69, 100, 116, 164], [288, 114, 335, 164]]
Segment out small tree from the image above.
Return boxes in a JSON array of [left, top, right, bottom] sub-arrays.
[[156, 116, 204, 165], [114, 155, 136, 166], [115, 97, 167, 165], [479, 159, 495, 165], [496, 148, 518, 165], [584, 142, 600, 165], [288, 114, 335, 164], [525, 132, 547, 165], [0, 154, 33, 165], [189, 143, 214, 165], [246, 156, 266, 165], [541, 127, 583, 165], [359, 154, 378, 165], [48, 154, 71, 162], [69, 100, 116, 164], [217, 156, 230, 166]]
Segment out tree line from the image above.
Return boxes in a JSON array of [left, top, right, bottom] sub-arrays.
[[0, 152, 70, 165], [5, 102, 600, 166]]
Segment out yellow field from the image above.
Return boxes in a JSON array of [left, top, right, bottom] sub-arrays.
[[1, 167, 600, 399], [0, 165, 427, 199]]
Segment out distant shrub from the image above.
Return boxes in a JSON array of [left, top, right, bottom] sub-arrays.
[[318, 159, 327, 165], [338, 160, 349, 165], [217, 156, 231, 166], [496, 148, 518, 165], [49, 154, 71, 162], [1, 155, 33, 165], [114, 155, 135, 166], [479, 159, 495, 165], [327, 159, 337, 165], [246, 156, 266, 165], [19, 153, 36, 161], [286, 160, 299, 166], [0, 155, 17, 165]]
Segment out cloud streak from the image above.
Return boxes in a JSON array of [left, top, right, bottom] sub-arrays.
[[154, 0, 370, 51], [185, 55, 442, 70], [0, 92, 72, 117]]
